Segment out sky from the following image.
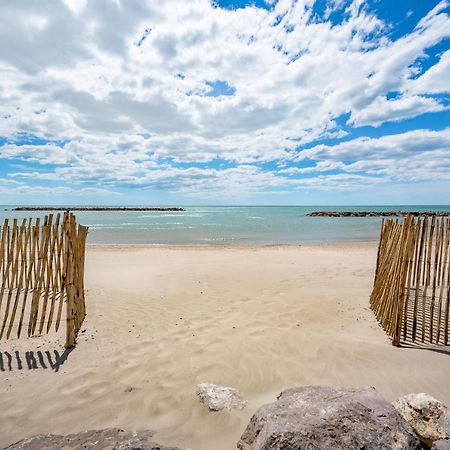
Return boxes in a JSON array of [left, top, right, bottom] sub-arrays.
[[0, 0, 449, 206]]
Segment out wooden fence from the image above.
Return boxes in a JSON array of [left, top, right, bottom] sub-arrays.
[[370, 215, 450, 346], [0, 213, 88, 348]]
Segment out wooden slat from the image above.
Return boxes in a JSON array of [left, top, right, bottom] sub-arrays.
[[0, 220, 15, 314], [430, 218, 444, 342], [0, 219, 19, 338], [17, 218, 34, 338], [56, 212, 69, 333], [39, 214, 56, 334], [6, 219, 29, 339], [47, 214, 62, 333], [413, 216, 427, 342], [437, 218, 450, 343], [65, 213, 76, 348], [403, 218, 418, 340]]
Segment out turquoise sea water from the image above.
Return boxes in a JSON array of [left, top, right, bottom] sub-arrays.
[[1, 206, 450, 245]]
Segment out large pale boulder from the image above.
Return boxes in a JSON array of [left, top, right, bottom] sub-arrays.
[[394, 393, 450, 446], [238, 385, 421, 450], [196, 382, 247, 411], [3, 428, 183, 449], [432, 440, 450, 450]]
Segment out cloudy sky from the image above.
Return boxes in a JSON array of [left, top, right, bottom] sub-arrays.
[[0, 0, 449, 205]]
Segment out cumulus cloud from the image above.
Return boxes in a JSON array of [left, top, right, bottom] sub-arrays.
[[348, 96, 446, 128], [407, 49, 450, 94], [0, 178, 119, 199], [0, 0, 449, 200], [296, 128, 450, 181]]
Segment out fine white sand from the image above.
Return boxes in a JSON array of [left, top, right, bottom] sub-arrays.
[[1, 243, 450, 450]]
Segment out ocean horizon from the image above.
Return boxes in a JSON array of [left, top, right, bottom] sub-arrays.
[[2, 205, 450, 245]]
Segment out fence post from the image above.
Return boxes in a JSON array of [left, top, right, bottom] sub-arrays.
[[65, 214, 76, 349]]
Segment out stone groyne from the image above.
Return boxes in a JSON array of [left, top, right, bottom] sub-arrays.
[[307, 211, 450, 217], [10, 207, 186, 212]]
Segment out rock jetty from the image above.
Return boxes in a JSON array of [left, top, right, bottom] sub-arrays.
[[10, 207, 185, 212], [307, 211, 450, 217]]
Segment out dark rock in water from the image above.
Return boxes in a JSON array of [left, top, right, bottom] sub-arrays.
[[238, 385, 421, 450], [307, 211, 449, 217], [12, 207, 185, 212], [4, 428, 183, 449]]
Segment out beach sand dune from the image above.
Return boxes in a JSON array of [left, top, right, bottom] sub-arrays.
[[1, 243, 450, 450]]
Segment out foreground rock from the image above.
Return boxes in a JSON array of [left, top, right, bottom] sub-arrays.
[[238, 385, 420, 450], [4, 428, 183, 450], [432, 440, 450, 450], [196, 382, 247, 411], [394, 393, 450, 447]]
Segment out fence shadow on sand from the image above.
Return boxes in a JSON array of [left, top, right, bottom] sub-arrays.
[[0, 348, 73, 373]]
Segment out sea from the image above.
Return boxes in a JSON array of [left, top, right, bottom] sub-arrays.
[[1, 206, 450, 245]]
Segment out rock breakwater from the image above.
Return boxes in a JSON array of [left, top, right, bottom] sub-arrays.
[[10, 207, 185, 212], [307, 211, 450, 217]]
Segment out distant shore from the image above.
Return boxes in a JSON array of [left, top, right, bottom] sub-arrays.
[[9, 207, 185, 212]]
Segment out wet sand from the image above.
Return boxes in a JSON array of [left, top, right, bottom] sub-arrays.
[[1, 243, 450, 449]]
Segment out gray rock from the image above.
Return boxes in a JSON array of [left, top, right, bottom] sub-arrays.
[[3, 428, 183, 449], [394, 393, 450, 446], [238, 385, 421, 450], [196, 382, 247, 412], [432, 440, 450, 450]]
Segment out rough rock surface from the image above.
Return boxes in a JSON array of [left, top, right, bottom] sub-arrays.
[[394, 393, 450, 446], [238, 385, 421, 450], [196, 382, 247, 411], [12, 207, 185, 212], [432, 440, 450, 450], [307, 211, 449, 217], [3, 428, 183, 450]]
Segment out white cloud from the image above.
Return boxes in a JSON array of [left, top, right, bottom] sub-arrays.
[[0, 179, 119, 198], [63, 0, 88, 15], [297, 128, 450, 181], [349, 95, 446, 127], [0, 0, 449, 199], [407, 50, 450, 94]]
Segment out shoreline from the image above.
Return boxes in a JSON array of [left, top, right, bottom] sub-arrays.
[[86, 239, 379, 250]]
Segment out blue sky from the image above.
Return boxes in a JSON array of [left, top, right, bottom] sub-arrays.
[[0, 0, 449, 205]]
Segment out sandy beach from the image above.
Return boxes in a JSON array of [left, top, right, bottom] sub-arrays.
[[1, 242, 450, 450]]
